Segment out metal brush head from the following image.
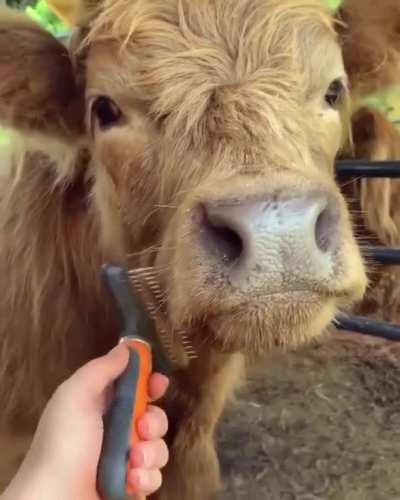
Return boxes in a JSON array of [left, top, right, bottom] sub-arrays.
[[127, 267, 197, 368]]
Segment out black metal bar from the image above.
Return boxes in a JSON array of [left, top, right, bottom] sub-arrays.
[[336, 160, 400, 178], [334, 314, 400, 341], [330, 163, 400, 340], [364, 246, 400, 265]]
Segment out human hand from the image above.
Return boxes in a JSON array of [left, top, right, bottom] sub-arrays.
[[2, 343, 169, 500]]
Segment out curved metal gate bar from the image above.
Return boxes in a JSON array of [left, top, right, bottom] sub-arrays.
[[334, 159, 400, 341], [364, 247, 400, 266], [335, 314, 400, 341]]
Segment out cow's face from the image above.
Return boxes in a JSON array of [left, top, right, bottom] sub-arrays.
[[83, 0, 367, 353]]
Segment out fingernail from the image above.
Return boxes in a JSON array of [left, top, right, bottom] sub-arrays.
[[138, 418, 150, 438], [127, 470, 141, 494], [109, 342, 123, 353], [159, 374, 170, 388], [109, 342, 129, 356], [130, 447, 145, 468]]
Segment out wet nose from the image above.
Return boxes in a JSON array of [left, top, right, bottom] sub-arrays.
[[197, 194, 340, 291]]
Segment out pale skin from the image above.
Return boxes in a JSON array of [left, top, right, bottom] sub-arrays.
[[1, 343, 170, 500]]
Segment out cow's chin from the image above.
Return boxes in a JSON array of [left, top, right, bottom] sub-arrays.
[[178, 293, 337, 356]]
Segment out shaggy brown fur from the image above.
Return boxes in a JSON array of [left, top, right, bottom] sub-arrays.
[[0, 1, 398, 499], [341, 106, 400, 323], [337, 0, 400, 98]]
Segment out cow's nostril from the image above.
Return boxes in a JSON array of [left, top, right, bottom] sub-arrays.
[[314, 204, 339, 253], [193, 193, 341, 290], [200, 205, 244, 264]]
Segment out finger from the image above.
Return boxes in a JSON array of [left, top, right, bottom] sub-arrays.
[[137, 405, 168, 440], [127, 469, 162, 496], [66, 343, 129, 399], [130, 439, 169, 469], [148, 373, 169, 401]]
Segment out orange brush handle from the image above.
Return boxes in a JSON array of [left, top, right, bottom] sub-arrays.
[[126, 339, 152, 452], [98, 338, 152, 500], [126, 338, 152, 496]]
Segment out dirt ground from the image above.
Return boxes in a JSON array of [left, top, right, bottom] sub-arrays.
[[217, 331, 400, 500]]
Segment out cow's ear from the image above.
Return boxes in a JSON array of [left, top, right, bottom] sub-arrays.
[[0, 7, 84, 140], [336, 0, 400, 97]]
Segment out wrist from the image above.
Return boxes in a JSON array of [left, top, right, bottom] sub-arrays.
[[1, 462, 56, 500]]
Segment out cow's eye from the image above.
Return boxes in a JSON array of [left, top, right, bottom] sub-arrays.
[[325, 79, 345, 109], [90, 96, 122, 131]]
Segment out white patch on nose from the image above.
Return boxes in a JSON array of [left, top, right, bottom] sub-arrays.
[[205, 196, 336, 294]]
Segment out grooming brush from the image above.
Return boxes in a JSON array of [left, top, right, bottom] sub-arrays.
[[97, 264, 196, 500]]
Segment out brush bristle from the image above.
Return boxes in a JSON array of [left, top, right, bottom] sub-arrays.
[[127, 267, 197, 367]]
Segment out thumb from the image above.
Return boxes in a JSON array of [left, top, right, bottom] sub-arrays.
[[68, 342, 130, 399]]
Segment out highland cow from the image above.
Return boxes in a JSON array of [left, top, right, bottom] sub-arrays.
[[0, 1, 399, 499]]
